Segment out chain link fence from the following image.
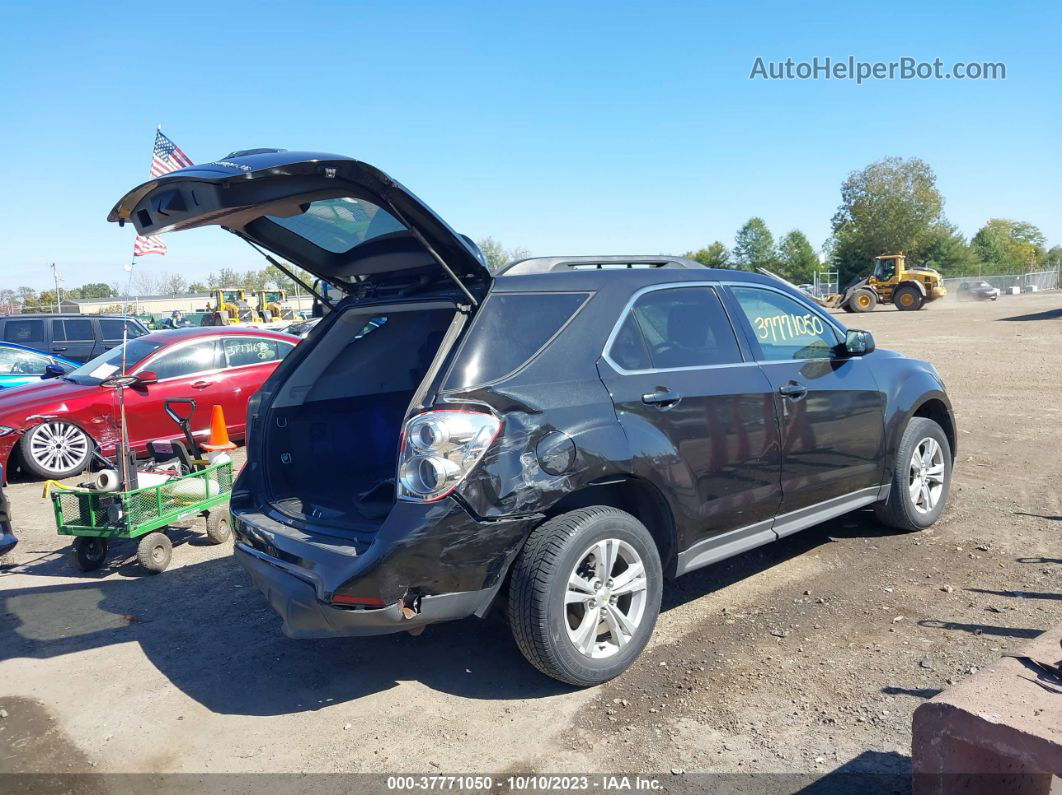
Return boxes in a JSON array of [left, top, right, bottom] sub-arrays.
[[942, 269, 1059, 296]]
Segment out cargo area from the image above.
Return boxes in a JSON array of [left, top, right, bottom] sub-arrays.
[[262, 302, 460, 530]]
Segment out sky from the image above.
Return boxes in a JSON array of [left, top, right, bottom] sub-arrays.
[[0, 0, 1059, 291]]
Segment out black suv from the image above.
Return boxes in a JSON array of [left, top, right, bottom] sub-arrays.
[[0, 314, 149, 363], [110, 150, 956, 686]]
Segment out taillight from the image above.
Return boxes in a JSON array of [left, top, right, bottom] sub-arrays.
[[397, 410, 501, 502]]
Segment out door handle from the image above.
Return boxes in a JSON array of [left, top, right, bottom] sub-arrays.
[[778, 383, 808, 400], [52, 346, 67, 352], [190, 380, 215, 389], [642, 389, 682, 408]]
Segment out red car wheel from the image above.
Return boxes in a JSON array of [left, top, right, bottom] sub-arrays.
[[21, 421, 92, 480]]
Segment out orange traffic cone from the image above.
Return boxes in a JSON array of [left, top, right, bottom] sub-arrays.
[[201, 404, 236, 452]]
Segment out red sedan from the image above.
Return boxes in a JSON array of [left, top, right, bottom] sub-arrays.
[[0, 327, 298, 480]]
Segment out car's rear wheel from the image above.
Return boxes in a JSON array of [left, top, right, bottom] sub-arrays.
[[894, 285, 925, 311], [875, 417, 952, 531], [508, 506, 662, 686], [21, 421, 92, 480]]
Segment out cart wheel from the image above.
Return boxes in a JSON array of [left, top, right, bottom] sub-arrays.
[[204, 508, 232, 545], [72, 537, 108, 572], [136, 532, 172, 573]]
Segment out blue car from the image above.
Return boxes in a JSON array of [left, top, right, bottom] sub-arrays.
[[0, 341, 78, 390]]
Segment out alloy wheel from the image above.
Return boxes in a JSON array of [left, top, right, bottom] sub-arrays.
[[908, 436, 946, 514], [564, 538, 649, 659], [28, 422, 90, 475]]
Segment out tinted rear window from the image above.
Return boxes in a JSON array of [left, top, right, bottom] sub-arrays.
[[445, 293, 588, 389], [266, 197, 406, 254], [4, 319, 45, 345]]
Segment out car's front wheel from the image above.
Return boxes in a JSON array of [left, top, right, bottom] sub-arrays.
[[509, 506, 662, 686], [21, 421, 93, 480], [875, 416, 952, 531]]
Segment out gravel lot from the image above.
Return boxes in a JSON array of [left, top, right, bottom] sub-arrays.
[[1, 292, 1059, 786]]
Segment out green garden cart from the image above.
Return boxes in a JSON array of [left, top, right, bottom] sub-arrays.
[[51, 460, 233, 573]]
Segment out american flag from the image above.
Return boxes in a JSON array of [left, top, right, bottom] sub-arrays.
[[132, 129, 193, 257]]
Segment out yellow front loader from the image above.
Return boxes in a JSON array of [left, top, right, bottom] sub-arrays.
[[256, 290, 297, 322], [759, 254, 947, 314], [210, 289, 260, 324], [831, 254, 947, 312]]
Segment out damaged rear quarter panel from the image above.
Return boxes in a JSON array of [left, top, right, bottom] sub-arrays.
[[452, 377, 633, 520]]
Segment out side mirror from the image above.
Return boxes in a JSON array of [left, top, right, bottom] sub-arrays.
[[135, 370, 159, 385], [844, 329, 875, 356], [41, 363, 66, 380]]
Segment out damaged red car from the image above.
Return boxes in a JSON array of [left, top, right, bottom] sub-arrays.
[[0, 327, 297, 480]]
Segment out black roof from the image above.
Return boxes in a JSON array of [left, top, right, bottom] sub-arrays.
[[492, 256, 779, 293], [498, 255, 708, 275]]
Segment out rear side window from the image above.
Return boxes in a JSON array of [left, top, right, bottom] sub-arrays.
[[222, 337, 293, 367], [608, 313, 652, 371], [445, 293, 589, 389], [4, 319, 46, 345], [612, 287, 741, 370], [52, 318, 94, 342]]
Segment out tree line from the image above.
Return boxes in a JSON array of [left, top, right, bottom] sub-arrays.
[[0, 237, 527, 315], [3, 167, 1058, 314], [686, 157, 1060, 287]]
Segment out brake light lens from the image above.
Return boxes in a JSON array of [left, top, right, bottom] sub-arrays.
[[331, 594, 386, 607], [397, 410, 501, 502]]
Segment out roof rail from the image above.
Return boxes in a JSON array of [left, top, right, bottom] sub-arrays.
[[498, 256, 706, 276]]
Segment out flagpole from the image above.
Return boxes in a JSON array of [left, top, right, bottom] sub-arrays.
[[51, 263, 61, 313]]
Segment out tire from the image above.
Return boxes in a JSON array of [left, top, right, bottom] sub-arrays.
[[21, 421, 93, 480], [894, 285, 925, 311], [849, 288, 878, 313], [136, 532, 172, 573], [508, 506, 663, 687], [72, 537, 108, 571], [875, 417, 952, 532], [841, 304, 856, 313], [204, 508, 231, 544]]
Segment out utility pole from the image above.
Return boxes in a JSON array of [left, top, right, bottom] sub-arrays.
[[51, 263, 62, 313]]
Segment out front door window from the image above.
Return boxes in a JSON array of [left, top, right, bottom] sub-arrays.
[[729, 287, 840, 361]]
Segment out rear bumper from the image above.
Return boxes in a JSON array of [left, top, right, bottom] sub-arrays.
[[230, 498, 537, 638], [234, 543, 494, 637]]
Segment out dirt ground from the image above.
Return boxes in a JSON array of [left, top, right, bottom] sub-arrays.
[[1, 292, 1059, 788]]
